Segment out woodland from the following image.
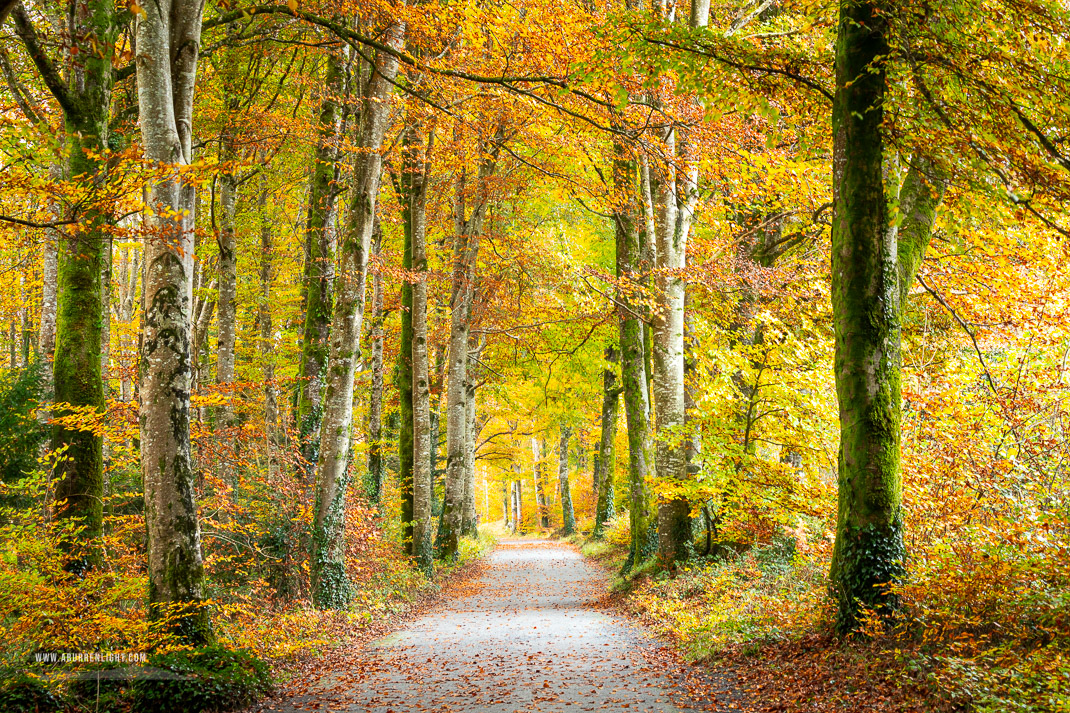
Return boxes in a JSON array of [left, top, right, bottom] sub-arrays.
[[0, 0, 1068, 710]]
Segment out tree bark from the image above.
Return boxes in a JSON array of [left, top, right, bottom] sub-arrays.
[[436, 137, 498, 560], [827, 0, 903, 633], [593, 346, 621, 538], [613, 137, 654, 571], [13, 0, 118, 570], [258, 182, 279, 477], [295, 49, 347, 469], [533, 438, 548, 528], [896, 157, 947, 310], [310, 25, 402, 607], [651, 0, 708, 568], [558, 426, 575, 536], [501, 479, 511, 530], [135, 0, 212, 643], [406, 123, 434, 576], [215, 144, 238, 417], [366, 221, 385, 504], [511, 477, 523, 532], [461, 379, 478, 536]]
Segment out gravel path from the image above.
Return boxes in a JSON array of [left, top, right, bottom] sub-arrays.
[[268, 540, 738, 712]]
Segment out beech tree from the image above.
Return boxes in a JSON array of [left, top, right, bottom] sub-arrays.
[[310, 22, 403, 606], [135, 0, 211, 641]]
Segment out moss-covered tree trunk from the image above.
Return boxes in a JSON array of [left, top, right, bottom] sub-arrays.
[[310, 29, 401, 607], [613, 139, 654, 571], [13, 0, 120, 570], [135, 0, 212, 643], [593, 346, 621, 538], [828, 0, 904, 632], [366, 222, 385, 504], [295, 50, 346, 470]]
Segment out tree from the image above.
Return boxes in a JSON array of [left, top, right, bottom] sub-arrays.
[[11, 0, 120, 568], [436, 135, 499, 560], [592, 346, 621, 538], [136, 0, 212, 642], [310, 22, 403, 607], [296, 48, 348, 468], [558, 425, 575, 536]]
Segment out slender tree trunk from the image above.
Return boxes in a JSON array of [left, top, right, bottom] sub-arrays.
[[296, 50, 347, 469], [136, 0, 212, 643], [436, 138, 497, 560], [558, 426, 575, 536], [613, 138, 654, 571], [512, 477, 523, 532], [366, 222, 385, 504], [215, 140, 238, 419], [310, 26, 402, 607], [407, 124, 434, 576], [38, 162, 62, 372], [502, 480, 511, 530], [533, 438, 548, 528], [896, 157, 947, 310], [828, 0, 903, 633], [461, 380, 478, 536], [258, 183, 279, 477], [593, 346, 621, 538]]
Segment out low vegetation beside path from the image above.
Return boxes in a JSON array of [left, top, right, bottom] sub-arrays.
[[581, 515, 1070, 713]]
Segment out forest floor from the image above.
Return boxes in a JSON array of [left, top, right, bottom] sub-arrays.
[[257, 539, 745, 712], [581, 537, 952, 713]]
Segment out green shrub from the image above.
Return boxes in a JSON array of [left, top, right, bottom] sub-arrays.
[[0, 363, 47, 497], [0, 671, 65, 713], [129, 645, 272, 713]]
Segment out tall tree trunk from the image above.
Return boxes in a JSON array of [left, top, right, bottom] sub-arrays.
[[558, 425, 575, 536], [407, 124, 434, 576], [593, 346, 621, 538], [295, 50, 347, 471], [436, 136, 498, 559], [461, 379, 478, 536], [613, 138, 654, 571], [310, 27, 402, 607], [113, 242, 140, 403], [258, 183, 279, 477], [135, 0, 212, 643], [501, 479, 511, 530], [827, 0, 903, 633], [511, 477, 523, 532], [365, 221, 385, 504], [13, 1, 118, 570], [38, 162, 62, 373], [533, 438, 548, 528], [652, 1, 708, 567], [397, 175, 415, 555], [215, 137, 238, 420]]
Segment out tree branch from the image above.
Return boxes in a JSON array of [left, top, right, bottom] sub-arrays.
[[10, 3, 77, 118]]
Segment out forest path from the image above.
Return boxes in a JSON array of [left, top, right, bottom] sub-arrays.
[[266, 540, 740, 712]]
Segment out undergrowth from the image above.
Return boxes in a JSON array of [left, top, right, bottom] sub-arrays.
[[584, 514, 1070, 713]]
